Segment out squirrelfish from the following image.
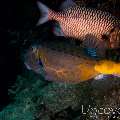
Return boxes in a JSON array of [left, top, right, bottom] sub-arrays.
[[37, 0, 120, 53]]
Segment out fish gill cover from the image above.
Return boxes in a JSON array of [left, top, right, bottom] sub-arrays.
[[0, 0, 120, 120]]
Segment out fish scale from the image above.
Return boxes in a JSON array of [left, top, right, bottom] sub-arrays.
[[48, 6, 118, 41], [36, 1, 120, 56]]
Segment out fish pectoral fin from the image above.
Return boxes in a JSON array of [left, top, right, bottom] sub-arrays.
[[94, 74, 109, 80], [82, 34, 99, 48], [52, 22, 65, 36], [82, 34, 107, 58]]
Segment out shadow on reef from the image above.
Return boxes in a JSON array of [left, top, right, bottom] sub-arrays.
[[34, 104, 86, 120], [0, 29, 23, 111], [0, 0, 39, 111]]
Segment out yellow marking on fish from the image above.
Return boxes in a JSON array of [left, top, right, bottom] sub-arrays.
[[45, 66, 67, 79], [95, 60, 120, 74], [46, 62, 98, 82], [75, 63, 98, 81], [56, 69, 66, 77]]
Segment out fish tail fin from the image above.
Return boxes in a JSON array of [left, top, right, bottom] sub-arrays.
[[36, 1, 49, 26]]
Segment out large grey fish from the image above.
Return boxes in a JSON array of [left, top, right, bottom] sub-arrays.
[[36, 0, 120, 56]]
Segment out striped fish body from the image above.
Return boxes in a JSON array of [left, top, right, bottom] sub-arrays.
[[49, 6, 118, 40], [37, 1, 120, 57]]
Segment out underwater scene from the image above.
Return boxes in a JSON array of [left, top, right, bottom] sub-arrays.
[[0, 0, 120, 120]]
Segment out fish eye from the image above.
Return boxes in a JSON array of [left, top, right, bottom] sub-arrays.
[[37, 58, 43, 67]]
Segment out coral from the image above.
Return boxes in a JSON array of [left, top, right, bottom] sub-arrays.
[[0, 70, 120, 120]]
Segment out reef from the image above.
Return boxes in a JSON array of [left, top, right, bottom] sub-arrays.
[[0, 71, 120, 120]]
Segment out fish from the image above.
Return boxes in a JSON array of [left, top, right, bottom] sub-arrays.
[[36, 0, 120, 56], [95, 60, 120, 75], [24, 42, 120, 84]]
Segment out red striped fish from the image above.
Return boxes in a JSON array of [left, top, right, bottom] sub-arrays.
[[36, 0, 120, 52]]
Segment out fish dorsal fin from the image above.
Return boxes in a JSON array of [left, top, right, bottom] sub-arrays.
[[60, 0, 76, 10]]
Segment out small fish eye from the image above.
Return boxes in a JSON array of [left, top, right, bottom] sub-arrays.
[[37, 58, 43, 66]]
